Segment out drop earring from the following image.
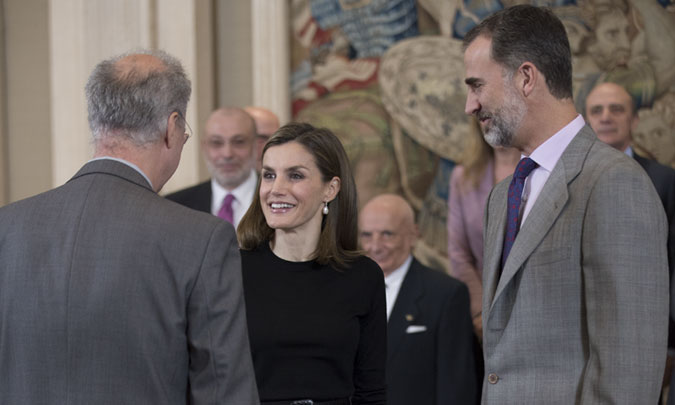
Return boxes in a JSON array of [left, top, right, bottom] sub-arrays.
[[322, 201, 329, 215]]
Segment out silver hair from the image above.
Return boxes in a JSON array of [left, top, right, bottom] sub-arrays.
[[85, 49, 191, 145]]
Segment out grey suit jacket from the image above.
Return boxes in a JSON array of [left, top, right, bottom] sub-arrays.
[[0, 160, 259, 404], [482, 125, 669, 404]]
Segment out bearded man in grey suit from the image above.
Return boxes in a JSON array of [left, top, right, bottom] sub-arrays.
[[0, 50, 259, 404], [462, 5, 669, 404]]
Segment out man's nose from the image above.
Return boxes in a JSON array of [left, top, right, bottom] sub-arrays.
[[368, 234, 384, 252], [465, 92, 480, 116]]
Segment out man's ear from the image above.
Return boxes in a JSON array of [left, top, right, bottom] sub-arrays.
[[630, 112, 640, 133], [517, 62, 538, 97], [410, 223, 420, 246], [165, 112, 181, 149]]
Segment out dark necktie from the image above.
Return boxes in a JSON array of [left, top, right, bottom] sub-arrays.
[[501, 157, 538, 268], [217, 194, 235, 224]]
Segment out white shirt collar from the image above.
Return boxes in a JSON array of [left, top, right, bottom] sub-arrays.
[[211, 169, 258, 227], [527, 114, 585, 172], [519, 115, 585, 226], [384, 255, 413, 320], [89, 156, 153, 189]]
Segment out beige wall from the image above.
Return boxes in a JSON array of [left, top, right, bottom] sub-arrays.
[[3, 0, 52, 203], [0, 1, 6, 205], [0, 0, 290, 205], [215, 0, 252, 109]]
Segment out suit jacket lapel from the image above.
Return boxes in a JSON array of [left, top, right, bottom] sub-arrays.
[[483, 184, 508, 311], [387, 260, 423, 364], [490, 125, 595, 309]]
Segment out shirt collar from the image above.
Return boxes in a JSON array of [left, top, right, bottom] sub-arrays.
[[527, 114, 585, 172], [89, 156, 153, 189], [384, 255, 413, 287]]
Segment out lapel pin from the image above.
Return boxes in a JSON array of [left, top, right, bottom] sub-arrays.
[[405, 314, 414, 322]]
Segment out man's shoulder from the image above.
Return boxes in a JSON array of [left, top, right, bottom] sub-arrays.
[[165, 180, 211, 201], [0, 188, 55, 222], [581, 138, 647, 181], [634, 153, 675, 183], [409, 258, 467, 294], [164, 180, 212, 212]]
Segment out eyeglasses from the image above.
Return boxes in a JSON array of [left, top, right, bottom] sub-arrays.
[[176, 111, 194, 144]]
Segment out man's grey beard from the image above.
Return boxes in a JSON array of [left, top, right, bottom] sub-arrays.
[[482, 88, 526, 148]]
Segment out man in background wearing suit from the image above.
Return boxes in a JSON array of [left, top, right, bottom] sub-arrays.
[[585, 82, 675, 274], [585, 81, 675, 401], [0, 50, 259, 404], [463, 5, 668, 403], [166, 106, 258, 228], [244, 106, 281, 172], [359, 194, 478, 405]]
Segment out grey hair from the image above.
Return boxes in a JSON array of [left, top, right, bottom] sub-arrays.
[[85, 49, 191, 145]]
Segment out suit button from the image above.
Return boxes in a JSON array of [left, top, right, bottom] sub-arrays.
[[487, 373, 499, 384]]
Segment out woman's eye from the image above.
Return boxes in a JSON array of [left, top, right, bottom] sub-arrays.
[[290, 172, 304, 180], [262, 171, 275, 180]]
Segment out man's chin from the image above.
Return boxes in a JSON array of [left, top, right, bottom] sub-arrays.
[[214, 170, 251, 190], [484, 131, 508, 148]]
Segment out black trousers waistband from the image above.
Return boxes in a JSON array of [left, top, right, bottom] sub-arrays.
[[261, 398, 351, 405]]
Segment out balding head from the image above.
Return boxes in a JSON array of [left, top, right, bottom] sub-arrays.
[[359, 194, 418, 276], [202, 107, 257, 190], [244, 106, 280, 137], [585, 82, 637, 152], [86, 50, 191, 146], [244, 106, 281, 171]]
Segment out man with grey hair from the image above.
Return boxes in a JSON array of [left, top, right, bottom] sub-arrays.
[[0, 50, 259, 404]]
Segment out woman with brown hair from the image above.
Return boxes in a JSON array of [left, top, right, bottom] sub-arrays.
[[447, 124, 519, 340], [238, 122, 386, 405]]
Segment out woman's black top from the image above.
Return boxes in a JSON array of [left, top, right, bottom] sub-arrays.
[[241, 243, 386, 404]]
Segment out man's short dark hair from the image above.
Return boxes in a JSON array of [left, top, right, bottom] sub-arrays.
[[463, 5, 573, 100]]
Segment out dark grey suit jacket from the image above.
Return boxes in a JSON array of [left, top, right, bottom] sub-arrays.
[[387, 258, 479, 405], [165, 180, 212, 214], [0, 160, 259, 404], [482, 126, 668, 404], [634, 153, 675, 276]]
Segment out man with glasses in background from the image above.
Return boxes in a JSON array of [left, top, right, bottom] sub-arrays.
[[167, 106, 258, 229]]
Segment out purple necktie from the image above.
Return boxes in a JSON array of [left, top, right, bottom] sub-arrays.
[[217, 194, 235, 224], [501, 157, 538, 268]]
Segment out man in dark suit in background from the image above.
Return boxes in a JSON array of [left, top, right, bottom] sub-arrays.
[[585, 81, 675, 401], [359, 194, 478, 405], [166, 106, 258, 228], [0, 50, 259, 404], [585, 82, 675, 275]]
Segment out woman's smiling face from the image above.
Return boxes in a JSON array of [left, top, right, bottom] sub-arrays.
[[260, 141, 336, 234]]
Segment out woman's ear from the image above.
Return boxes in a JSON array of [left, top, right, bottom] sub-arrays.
[[324, 176, 341, 202]]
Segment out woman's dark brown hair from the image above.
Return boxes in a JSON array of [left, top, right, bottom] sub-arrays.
[[238, 122, 360, 268]]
